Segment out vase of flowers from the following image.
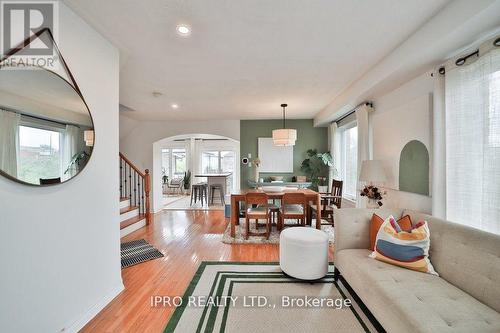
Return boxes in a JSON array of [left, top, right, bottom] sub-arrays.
[[252, 158, 261, 182], [360, 185, 385, 208], [317, 177, 328, 193]]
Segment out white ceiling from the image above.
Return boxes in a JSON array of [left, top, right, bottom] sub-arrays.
[[0, 68, 88, 114], [64, 0, 450, 121]]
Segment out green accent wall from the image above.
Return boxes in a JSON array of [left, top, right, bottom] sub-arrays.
[[399, 140, 430, 195], [240, 119, 328, 189]]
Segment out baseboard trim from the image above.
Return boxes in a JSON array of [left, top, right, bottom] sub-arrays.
[[63, 282, 124, 333]]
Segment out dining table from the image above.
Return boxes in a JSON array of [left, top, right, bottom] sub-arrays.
[[230, 188, 322, 237]]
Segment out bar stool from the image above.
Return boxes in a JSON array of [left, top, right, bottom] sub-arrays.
[[210, 184, 225, 206], [191, 183, 208, 206]]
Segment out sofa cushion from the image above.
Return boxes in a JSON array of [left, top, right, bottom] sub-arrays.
[[371, 216, 438, 276], [404, 210, 500, 313], [335, 249, 500, 333]]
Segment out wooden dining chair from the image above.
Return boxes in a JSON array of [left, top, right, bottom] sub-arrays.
[[245, 192, 271, 239], [310, 179, 343, 225], [39, 177, 61, 185], [279, 192, 307, 230]]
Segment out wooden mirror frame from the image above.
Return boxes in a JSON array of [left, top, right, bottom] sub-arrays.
[[0, 28, 95, 186]]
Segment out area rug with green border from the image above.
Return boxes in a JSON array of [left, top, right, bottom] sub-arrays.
[[163, 262, 383, 333]]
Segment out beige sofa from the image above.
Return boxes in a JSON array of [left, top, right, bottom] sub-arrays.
[[333, 208, 500, 333]]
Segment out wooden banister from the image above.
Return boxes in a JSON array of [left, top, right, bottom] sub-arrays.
[[144, 169, 151, 223], [119, 153, 151, 225], [119, 152, 145, 177]]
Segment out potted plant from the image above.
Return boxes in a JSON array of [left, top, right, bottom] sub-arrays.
[[183, 170, 191, 191], [64, 151, 90, 176], [162, 168, 168, 184], [300, 149, 334, 191]]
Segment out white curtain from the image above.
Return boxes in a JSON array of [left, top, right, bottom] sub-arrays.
[[62, 124, 79, 180], [445, 47, 500, 234], [0, 109, 20, 177], [432, 71, 446, 218], [355, 104, 372, 207], [328, 122, 340, 190]]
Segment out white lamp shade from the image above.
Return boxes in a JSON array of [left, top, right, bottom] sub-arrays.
[[359, 160, 386, 182], [84, 130, 94, 147], [272, 128, 297, 146]]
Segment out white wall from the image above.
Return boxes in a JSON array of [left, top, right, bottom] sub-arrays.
[[0, 4, 122, 333], [370, 72, 434, 213], [120, 115, 240, 212], [314, 0, 500, 126]]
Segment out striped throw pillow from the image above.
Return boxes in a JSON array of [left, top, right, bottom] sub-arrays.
[[369, 215, 438, 276]]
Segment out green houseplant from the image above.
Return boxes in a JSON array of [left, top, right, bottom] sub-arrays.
[[162, 168, 168, 184], [300, 149, 334, 190], [64, 151, 90, 176], [183, 170, 191, 190]]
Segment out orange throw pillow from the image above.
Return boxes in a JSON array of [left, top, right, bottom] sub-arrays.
[[370, 214, 384, 250], [369, 214, 413, 250]]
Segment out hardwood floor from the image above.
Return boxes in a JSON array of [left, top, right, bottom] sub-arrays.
[[81, 210, 334, 333]]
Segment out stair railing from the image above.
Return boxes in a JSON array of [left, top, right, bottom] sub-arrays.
[[119, 153, 151, 225]]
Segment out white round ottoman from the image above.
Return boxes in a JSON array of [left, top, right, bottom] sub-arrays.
[[279, 227, 329, 280]]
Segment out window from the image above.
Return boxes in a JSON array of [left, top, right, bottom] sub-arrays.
[[340, 124, 357, 200], [172, 149, 186, 177], [201, 150, 235, 191], [17, 125, 61, 184], [445, 47, 500, 234], [161, 148, 187, 180], [201, 151, 219, 174]]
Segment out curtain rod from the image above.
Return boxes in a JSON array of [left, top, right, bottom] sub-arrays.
[[437, 36, 500, 75], [333, 102, 373, 124], [0, 104, 83, 128], [173, 138, 229, 142]]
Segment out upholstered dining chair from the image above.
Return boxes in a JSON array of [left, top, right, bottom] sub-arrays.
[[310, 179, 343, 225], [279, 192, 307, 230], [245, 192, 271, 240]]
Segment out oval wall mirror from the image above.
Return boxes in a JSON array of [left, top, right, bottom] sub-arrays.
[[0, 67, 94, 185]]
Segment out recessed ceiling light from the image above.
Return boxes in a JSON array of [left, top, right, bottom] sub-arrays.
[[171, 103, 179, 109], [176, 24, 191, 36]]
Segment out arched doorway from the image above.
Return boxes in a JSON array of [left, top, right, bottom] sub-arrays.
[[152, 134, 240, 211]]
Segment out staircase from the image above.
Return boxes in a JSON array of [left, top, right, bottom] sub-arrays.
[[119, 153, 151, 237]]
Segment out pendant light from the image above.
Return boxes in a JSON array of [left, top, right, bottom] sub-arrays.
[[272, 103, 297, 146]]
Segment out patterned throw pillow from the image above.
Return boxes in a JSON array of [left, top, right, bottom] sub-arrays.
[[370, 215, 438, 276], [369, 214, 413, 250]]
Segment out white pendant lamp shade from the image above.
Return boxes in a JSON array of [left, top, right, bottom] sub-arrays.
[[272, 128, 297, 146], [84, 130, 94, 147], [273, 103, 297, 146]]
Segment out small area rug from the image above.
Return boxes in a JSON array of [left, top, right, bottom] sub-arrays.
[[120, 239, 164, 268], [163, 262, 381, 333], [222, 220, 334, 244], [164, 195, 224, 211]]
